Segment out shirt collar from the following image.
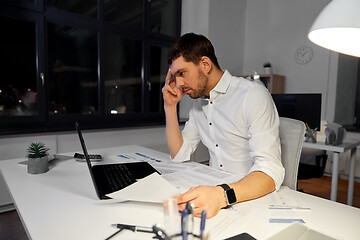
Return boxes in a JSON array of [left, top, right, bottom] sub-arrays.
[[210, 70, 231, 95]]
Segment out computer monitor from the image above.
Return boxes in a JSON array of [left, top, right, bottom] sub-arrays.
[[271, 93, 321, 130]]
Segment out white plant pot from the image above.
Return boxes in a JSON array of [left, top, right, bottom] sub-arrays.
[[264, 67, 272, 75], [27, 156, 49, 174]]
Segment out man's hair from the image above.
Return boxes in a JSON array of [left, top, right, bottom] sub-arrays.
[[167, 33, 221, 69]]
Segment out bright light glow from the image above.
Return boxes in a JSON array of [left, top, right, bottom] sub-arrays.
[[308, 0, 360, 57], [309, 28, 360, 58], [110, 110, 118, 114]]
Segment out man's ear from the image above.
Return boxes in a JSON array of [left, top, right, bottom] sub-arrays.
[[200, 56, 212, 74]]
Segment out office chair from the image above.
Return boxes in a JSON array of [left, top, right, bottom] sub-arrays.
[[279, 117, 306, 190]]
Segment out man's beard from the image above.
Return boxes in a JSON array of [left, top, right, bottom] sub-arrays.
[[187, 69, 208, 99]]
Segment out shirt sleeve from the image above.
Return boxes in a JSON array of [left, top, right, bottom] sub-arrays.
[[171, 108, 201, 163], [243, 86, 285, 191]]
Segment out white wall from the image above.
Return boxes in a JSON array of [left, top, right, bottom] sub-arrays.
[[208, 0, 246, 76], [181, 0, 334, 121], [243, 0, 332, 121], [179, 0, 247, 120]]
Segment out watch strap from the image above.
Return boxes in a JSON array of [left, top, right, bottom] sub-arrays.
[[217, 184, 236, 207], [218, 184, 231, 191]]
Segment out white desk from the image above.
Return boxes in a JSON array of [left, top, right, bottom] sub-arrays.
[[1, 145, 360, 240], [302, 139, 360, 205]]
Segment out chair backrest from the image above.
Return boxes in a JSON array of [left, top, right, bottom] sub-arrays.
[[279, 117, 306, 190]]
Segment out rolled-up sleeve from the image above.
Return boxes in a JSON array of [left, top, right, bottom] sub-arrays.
[[244, 87, 285, 190], [171, 109, 201, 163]]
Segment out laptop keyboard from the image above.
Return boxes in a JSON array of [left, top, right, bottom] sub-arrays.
[[102, 164, 136, 192]]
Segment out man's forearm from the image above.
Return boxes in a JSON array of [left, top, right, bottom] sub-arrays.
[[165, 105, 183, 158], [226, 171, 275, 207]]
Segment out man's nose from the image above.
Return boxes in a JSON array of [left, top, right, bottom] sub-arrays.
[[175, 78, 184, 88]]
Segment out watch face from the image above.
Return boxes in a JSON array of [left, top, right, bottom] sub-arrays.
[[295, 46, 313, 65], [225, 188, 237, 205]]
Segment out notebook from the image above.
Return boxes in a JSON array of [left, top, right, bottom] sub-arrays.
[[75, 122, 159, 200]]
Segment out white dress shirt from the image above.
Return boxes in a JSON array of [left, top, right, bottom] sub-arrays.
[[172, 70, 285, 190]]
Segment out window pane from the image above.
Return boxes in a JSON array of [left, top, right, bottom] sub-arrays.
[[0, 16, 37, 116], [150, 45, 169, 113], [47, 0, 97, 18], [104, 0, 142, 29], [104, 34, 142, 114], [48, 23, 98, 115], [150, 0, 177, 37]]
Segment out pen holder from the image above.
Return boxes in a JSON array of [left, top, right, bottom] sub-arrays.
[[305, 129, 317, 143], [164, 198, 181, 237], [163, 199, 207, 240]]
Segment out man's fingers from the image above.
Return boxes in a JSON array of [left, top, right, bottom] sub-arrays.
[[176, 194, 195, 205], [163, 68, 178, 96], [163, 84, 177, 96], [165, 68, 174, 85]]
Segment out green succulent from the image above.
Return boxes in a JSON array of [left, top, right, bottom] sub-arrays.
[[26, 142, 50, 159], [263, 62, 271, 68]]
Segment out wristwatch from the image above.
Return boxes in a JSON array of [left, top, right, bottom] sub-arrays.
[[218, 184, 237, 208]]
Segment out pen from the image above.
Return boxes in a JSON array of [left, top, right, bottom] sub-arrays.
[[306, 123, 316, 141], [111, 223, 153, 233], [181, 208, 188, 240], [200, 210, 207, 240], [105, 228, 124, 240], [186, 202, 194, 240], [153, 225, 171, 240]]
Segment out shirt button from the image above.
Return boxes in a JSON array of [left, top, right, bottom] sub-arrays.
[[215, 144, 218, 147], [209, 122, 212, 126], [210, 101, 213, 104], [220, 164, 223, 167]]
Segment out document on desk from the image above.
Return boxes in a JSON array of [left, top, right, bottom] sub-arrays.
[[109, 152, 243, 194], [268, 187, 310, 224], [110, 152, 165, 164], [162, 163, 243, 193], [109, 152, 194, 174], [269, 187, 310, 210], [106, 172, 180, 203]]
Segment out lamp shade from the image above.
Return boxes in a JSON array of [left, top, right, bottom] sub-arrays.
[[308, 0, 360, 58]]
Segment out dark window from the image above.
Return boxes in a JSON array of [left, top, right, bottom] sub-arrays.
[[150, 45, 169, 113], [0, 16, 37, 117], [150, 0, 177, 37], [47, 0, 98, 18], [103, 34, 142, 114], [0, 0, 181, 134], [48, 23, 98, 115], [104, 0, 143, 29]]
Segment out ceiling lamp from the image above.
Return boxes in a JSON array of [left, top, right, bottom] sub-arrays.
[[308, 0, 360, 57]]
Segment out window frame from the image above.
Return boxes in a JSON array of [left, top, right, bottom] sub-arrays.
[[0, 0, 181, 135]]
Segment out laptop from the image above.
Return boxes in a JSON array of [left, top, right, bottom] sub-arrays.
[[75, 122, 159, 200]]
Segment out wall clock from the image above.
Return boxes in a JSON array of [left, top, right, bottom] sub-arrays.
[[295, 46, 313, 65]]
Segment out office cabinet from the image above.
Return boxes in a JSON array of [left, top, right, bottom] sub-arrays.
[[240, 74, 285, 93]]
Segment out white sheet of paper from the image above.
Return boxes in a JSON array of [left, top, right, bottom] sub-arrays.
[[269, 187, 311, 210], [106, 172, 180, 203]]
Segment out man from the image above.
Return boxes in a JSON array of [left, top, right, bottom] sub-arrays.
[[162, 33, 284, 219]]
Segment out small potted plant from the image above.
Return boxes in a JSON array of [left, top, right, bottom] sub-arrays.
[[263, 62, 272, 74], [26, 142, 50, 174]]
